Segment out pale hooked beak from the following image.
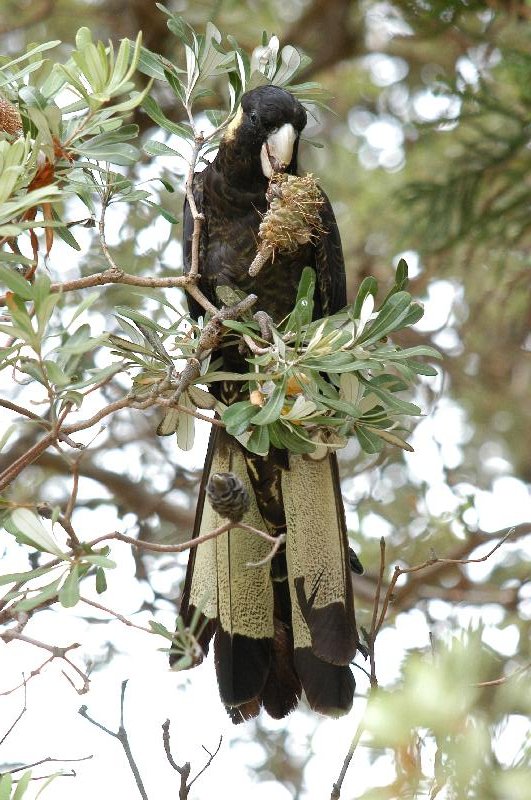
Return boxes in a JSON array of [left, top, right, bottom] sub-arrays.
[[260, 123, 297, 178]]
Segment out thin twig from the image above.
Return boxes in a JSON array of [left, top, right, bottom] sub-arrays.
[[162, 719, 191, 799], [185, 136, 205, 279], [79, 680, 149, 800], [0, 656, 54, 697], [473, 661, 531, 688], [0, 269, 194, 306], [331, 711, 366, 800], [188, 736, 223, 791], [0, 431, 56, 491], [5, 754, 93, 775], [0, 679, 27, 747], [375, 528, 515, 636], [63, 463, 79, 528], [0, 633, 90, 694], [79, 596, 153, 634], [367, 536, 386, 688], [0, 394, 224, 490], [162, 718, 222, 799], [87, 517, 278, 555], [330, 528, 516, 798]]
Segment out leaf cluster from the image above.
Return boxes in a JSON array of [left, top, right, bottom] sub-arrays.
[[141, 5, 328, 162], [109, 260, 439, 458], [0, 27, 149, 264]]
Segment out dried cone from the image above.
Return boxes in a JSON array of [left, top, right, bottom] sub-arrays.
[[206, 472, 250, 523], [0, 98, 22, 136], [249, 173, 324, 276]]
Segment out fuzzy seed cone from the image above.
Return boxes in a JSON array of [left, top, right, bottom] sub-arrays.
[[206, 472, 251, 522], [0, 99, 22, 136], [260, 173, 324, 252], [249, 173, 324, 276]]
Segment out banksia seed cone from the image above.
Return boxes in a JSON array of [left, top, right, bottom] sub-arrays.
[[0, 98, 22, 136], [207, 472, 250, 522], [249, 173, 324, 276]]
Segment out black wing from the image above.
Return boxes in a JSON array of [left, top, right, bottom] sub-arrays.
[[314, 190, 347, 316]]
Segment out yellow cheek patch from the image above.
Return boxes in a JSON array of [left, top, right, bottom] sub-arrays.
[[224, 106, 243, 141]]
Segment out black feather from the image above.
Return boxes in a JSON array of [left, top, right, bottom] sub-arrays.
[[294, 648, 355, 716], [176, 86, 359, 723]]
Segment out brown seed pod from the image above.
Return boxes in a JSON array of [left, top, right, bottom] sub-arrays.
[[206, 472, 250, 522], [249, 173, 324, 277], [0, 98, 23, 136]]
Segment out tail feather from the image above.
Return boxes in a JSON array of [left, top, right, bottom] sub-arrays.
[[214, 630, 271, 706], [261, 618, 302, 719], [282, 453, 358, 665], [176, 428, 360, 721], [294, 648, 355, 716]]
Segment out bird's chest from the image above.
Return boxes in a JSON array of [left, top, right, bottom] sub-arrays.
[[202, 202, 314, 323]]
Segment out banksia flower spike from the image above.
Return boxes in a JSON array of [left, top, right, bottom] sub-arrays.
[[249, 173, 324, 277]]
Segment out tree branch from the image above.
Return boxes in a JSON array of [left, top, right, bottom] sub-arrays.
[[162, 718, 222, 800], [79, 680, 149, 800], [86, 518, 279, 555], [0, 632, 90, 694]]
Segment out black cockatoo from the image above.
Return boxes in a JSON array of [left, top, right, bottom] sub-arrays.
[[172, 85, 362, 723]]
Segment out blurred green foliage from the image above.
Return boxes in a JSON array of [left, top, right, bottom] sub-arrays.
[[0, 2, 529, 798]]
